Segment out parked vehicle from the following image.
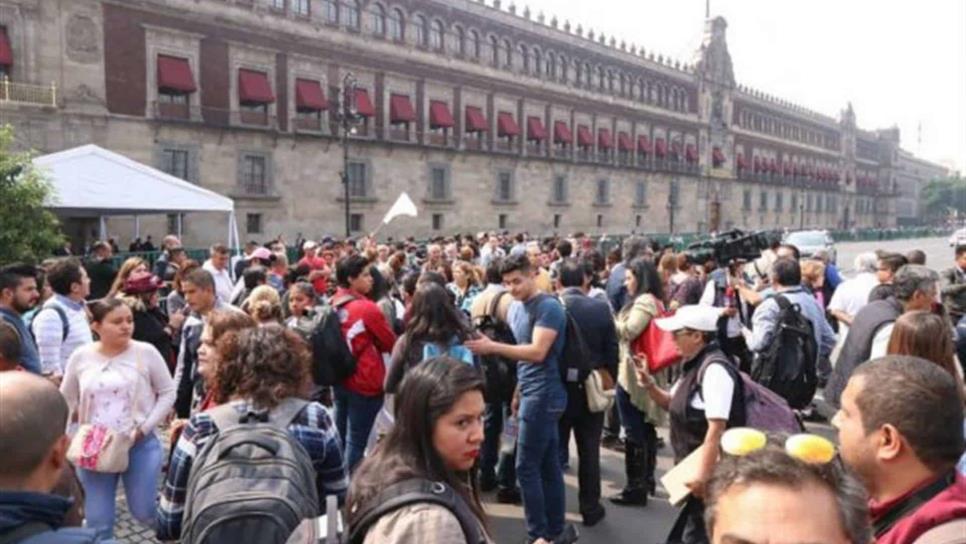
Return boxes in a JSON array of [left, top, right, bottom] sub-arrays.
[[784, 230, 837, 264]]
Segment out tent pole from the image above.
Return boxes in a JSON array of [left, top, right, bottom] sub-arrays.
[[135, 215, 140, 239], [99, 216, 106, 241], [177, 214, 183, 238]]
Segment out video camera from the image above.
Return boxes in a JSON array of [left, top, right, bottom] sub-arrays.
[[682, 229, 779, 266]]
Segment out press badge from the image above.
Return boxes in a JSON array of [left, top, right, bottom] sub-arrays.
[[567, 368, 579, 383]]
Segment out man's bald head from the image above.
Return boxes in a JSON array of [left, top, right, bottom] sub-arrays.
[[0, 373, 68, 483]]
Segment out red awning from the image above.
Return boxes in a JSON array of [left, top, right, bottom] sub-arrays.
[[784, 162, 793, 175], [577, 125, 593, 148], [655, 138, 667, 157], [670, 141, 682, 159], [553, 121, 572, 144], [157, 55, 196, 93], [0, 27, 12, 67], [526, 116, 547, 141], [465, 106, 488, 132], [295, 78, 326, 111], [390, 93, 416, 123], [429, 100, 454, 128], [712, 147, 726, 165], [354, 88, 374, 117], [598, 129, 613, 149], [618, 132, 633, 152], [769, 158, 778, 173], [497, 111, 520, 137], [685, 144, 698, 163], [238, 69, 275, 104], [737, 154, 748, 169], [638, 135, 652, 154]]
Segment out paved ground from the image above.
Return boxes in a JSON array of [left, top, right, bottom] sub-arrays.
[[111, 236, 951, 543]]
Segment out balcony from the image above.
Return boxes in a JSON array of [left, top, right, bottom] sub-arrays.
[[152, 101, 203, 122], [294, 114, 323, 133], [0, 78, 57, 108], [462, 134, 486, 151]]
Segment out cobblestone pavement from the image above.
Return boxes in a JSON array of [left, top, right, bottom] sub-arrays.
[[111, 237, 945, 543]]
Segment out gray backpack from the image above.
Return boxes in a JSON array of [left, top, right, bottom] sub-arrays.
[[182, 398, 320, 544]]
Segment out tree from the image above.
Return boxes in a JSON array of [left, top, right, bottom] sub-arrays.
[[0, 125, 65, 264], [922, 175, 966, 224]]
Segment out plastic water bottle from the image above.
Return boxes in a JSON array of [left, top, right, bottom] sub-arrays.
[[501, 416, 519, 456]]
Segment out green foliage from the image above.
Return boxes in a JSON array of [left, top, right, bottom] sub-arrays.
[[922, 175, 966, 223], [0, 125, 65, 264]]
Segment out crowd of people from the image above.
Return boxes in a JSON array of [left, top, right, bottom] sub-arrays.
[[0, 230, 964, 544]]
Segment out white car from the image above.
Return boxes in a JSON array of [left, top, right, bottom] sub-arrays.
[[784, 230, 837, 264], [949, 229, 966, 247]]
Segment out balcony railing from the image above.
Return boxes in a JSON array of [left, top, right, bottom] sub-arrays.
[[0, 78, 57, 107]]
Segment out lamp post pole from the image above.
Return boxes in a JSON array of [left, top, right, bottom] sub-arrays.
[[339, 73, 358, 238]]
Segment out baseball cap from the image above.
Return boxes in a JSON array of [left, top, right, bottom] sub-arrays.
[[250, 247, 273, 261], [303, 240, 318, 251], [654, 305, 720, 333]]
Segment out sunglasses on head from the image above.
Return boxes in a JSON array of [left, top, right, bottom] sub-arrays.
[[721, 427, 837, 465]]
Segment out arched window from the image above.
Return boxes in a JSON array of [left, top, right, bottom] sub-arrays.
[[638, 79, 646, 101], [519, 44, 529, 73], [490, 36, 500, 66], [584, 63, 592, 87], [344, 0, 360, 30], [503, 39, 512, 67], [533, 47, 542, 76], [575, 62, 582, 85], [619, 73, 626, 96], [415, 15, 428, 47], [470, 30, 481, 59], [323, 0, 338, 23], [559, 55, 567, 82], [598, 67, 605, 90], [454, 25, 466, 55], [545, 53, 555, 79], [372, 3, 386, 36], [388, 8, 404, 41], [430, 19, 444, 50]]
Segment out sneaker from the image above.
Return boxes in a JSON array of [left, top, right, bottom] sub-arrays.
[[553, 523, 580, 544], [601, 436, 625, 452], [496, 487, 522, 504]]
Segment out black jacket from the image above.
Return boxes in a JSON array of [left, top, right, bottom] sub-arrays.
[[560, 288, 619, 378]]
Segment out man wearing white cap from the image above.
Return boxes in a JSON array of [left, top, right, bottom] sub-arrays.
[[636, 304, 745, 544]]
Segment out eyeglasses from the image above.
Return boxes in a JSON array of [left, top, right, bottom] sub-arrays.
[[720, 427, 837, 465]]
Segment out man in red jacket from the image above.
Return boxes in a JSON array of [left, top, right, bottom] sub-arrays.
[[833, 356, 966, 544], [332, 254, 396, 472]]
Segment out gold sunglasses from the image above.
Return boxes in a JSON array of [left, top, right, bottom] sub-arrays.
[[720, 427, 837, 465]]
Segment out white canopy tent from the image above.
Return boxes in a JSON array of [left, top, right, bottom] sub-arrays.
[[33, 144, 238, 248]]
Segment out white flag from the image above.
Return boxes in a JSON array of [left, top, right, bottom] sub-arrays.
[[382, 192, 418, 224]]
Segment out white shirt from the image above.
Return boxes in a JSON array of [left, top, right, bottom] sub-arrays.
[[828, 272, 880, 319], [203, 260, 235, 304], [700, 280, 741, 338], [870, 323, 894, 360], [670, 362, 735, 419], [31, 295, 94, 376]]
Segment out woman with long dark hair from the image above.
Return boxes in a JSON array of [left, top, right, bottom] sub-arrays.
[[611, 257, 667, 506], [385, 282, 473, 395], [348, 357, 490, 543]]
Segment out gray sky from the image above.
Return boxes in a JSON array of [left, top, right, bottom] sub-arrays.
[[520, 0, 966, 174]]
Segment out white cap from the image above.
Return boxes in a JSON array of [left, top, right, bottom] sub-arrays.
[[654, 305, 721, 333], [303, 240, 318, 250]]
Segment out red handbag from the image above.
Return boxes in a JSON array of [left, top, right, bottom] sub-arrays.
[[631, 299, 682, 373]]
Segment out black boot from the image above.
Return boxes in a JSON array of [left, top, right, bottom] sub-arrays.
[[609, 440, 647, 506], [644, 425, 658, 497]]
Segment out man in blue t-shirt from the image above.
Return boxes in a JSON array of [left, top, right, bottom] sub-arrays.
[[467, 254, 577, 544], [0, 264, 42, 374]]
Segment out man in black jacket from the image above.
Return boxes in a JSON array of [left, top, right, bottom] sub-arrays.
[[0, 372, 100, 543], [556, 258, 619, 527]]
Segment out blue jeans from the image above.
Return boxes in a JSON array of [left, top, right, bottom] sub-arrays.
[[480, 398, 516, 489], [77, 433, 163, 541], [516, 408, 565, 541], [617, 385, 651, 446], [333, 385, 384, 472]]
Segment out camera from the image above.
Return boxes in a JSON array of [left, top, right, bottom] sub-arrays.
[[683, 229, 779, 266]]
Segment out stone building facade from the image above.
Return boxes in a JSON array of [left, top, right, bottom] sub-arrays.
[[893, 146, 950, 226], [0, 0, 922, 247]]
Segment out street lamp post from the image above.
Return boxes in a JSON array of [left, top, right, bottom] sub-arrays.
[[667, 177, 678, 235], [337, 73, 360, 238], [799, 189, 806, 230]]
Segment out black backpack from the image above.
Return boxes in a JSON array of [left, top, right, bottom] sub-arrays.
[[537, 294, 593, 387], [342, 479, 487, 544], [181, 398, 320, 544], [310, 295, 357, 387], [750, 295, 818, 410], [473, 291, 518, 403]]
